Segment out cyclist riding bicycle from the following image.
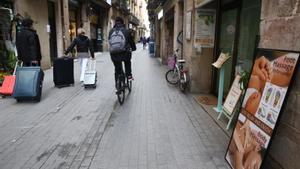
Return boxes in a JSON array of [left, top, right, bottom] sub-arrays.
[[109, 17, 136, 89]]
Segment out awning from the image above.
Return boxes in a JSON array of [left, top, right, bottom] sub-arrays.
[[69, 0, 80, 7], [90, 0, 111, 9]]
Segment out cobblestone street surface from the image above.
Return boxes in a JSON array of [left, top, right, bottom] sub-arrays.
[[0, 45, 230, 169]]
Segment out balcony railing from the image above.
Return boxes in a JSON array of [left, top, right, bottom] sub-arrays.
[[112, 0, 130, 14], [129, 13, 139, 25]]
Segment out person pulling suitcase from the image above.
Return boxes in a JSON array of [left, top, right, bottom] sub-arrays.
[[64, 28, 94, 86], [16, 18, 42, 66]]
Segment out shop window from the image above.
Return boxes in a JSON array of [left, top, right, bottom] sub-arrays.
[[236, 0, 261, 73], [215, 9, 238, 95]]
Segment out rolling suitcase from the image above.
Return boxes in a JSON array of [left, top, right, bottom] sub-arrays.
[[84, 59, 97, 89], [0, 62, 18, 96], [53, 56, 74, 88], [13, 63, 44, 102]]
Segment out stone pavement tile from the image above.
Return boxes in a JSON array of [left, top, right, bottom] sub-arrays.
[[87, 46, 230, 169], [0, 53, 116, 169]]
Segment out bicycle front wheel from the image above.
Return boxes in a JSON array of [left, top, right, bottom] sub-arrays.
[[166, 69, 179, 85]]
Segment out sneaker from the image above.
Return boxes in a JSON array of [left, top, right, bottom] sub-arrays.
[[127, 76, 134, 81]]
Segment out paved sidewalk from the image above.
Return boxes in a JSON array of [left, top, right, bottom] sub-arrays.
[[0, 52, 117, 169], [0, 45, 230, 169], [89, 46, 230, 169]]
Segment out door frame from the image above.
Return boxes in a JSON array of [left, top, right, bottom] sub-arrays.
[[47, 0, 58, 64], [212, 0, 242, 95]]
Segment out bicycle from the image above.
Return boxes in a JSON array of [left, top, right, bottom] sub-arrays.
[[116, 63, 132, 105], [165, 49, 188, 92]]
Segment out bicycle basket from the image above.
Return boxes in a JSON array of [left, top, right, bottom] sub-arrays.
[[167, 56, 176, 69]]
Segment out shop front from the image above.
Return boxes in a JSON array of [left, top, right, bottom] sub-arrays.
[[213, 0, 261, 96], [128, 13, 140, 42], [0, 0, 15, 82], [89, 1, 110, 52], [162, 7, 174, 64]]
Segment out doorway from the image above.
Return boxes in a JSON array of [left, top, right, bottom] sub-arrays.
[[48, 0, 57, 64], [214, 7, 238, 95], [213, 0, 261, 96]]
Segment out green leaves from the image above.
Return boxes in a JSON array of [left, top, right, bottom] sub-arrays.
[[239, 70, 250, 90]]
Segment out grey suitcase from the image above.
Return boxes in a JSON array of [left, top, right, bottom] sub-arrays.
[[84, 59, 97, 89]]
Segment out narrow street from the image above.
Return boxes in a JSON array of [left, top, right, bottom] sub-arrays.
[[0, 45, 230, 169]]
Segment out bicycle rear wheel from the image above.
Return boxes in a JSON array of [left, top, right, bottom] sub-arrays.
[[166, 69, 179, 84], [127, 78, 132, 93], [116, 78, 125, 105], [179, 73, 187, 92]]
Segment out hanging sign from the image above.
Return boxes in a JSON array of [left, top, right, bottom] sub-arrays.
[[225, 49, 299, 169], [194, 9, 215, 48], [186, 11, 192, 40], [158, 10, 163, 20]]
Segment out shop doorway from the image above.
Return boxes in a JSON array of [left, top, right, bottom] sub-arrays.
[[47, 0, 57, 64], [214, 7, 238, 95], [213, 0, 261, 96], [164, 8, 175, 64]]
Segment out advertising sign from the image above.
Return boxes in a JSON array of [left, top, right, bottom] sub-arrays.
[[225, 49, 299, 169], [223, 75, 242, 115], [194, 9, 215, 48]]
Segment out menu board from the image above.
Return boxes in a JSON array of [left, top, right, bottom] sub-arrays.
[[225, 49, 299, 169], [212, 53, 231, 69]]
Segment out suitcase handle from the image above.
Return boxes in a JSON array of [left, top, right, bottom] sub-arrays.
[[88, 59, 96, 71], [13, 61, 23, 75]]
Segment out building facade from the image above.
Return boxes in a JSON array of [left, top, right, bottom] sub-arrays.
[[148, 0, 300, 168], [0, 0, 144, 70]]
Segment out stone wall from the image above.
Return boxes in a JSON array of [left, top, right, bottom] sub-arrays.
[[14, 0, 51, 69], [260, 0, 300, 168], [183, 0, 214, 93]]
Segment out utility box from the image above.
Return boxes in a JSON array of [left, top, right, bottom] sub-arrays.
[[149, 42, 155, 57]]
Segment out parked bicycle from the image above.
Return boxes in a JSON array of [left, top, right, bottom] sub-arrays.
[[165, 49, 188, 92], [116, 63, 132, 105]]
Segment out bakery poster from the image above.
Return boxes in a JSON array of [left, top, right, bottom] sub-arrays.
[[225, 49, 299, 169]]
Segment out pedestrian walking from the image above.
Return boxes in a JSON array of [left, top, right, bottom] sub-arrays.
[[109, 16, 136, 89], [142, 37, 147, 49], [16, 18, 42, 66], [64, 28, 94, 84]]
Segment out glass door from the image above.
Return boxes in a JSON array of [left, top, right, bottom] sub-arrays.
[[215, 8, 238, 95]]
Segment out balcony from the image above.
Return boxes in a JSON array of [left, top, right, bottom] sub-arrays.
[[147, 0, 167, 22], [112, 0, 130, 15], [128, 13, 139, 26]]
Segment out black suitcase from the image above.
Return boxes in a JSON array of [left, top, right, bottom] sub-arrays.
[[13, 66, 44, 102], [53, 57, 74, 88]]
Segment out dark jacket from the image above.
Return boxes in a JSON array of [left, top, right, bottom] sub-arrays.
[[16, 27, 42, 63], [66, 35, 94, 58], [109, 24, 136, 61]]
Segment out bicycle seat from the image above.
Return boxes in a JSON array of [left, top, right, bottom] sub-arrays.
[[178, 59, 186, 63]]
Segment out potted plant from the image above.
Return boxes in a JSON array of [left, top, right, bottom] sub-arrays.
[[239, 70, 250, 90]]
